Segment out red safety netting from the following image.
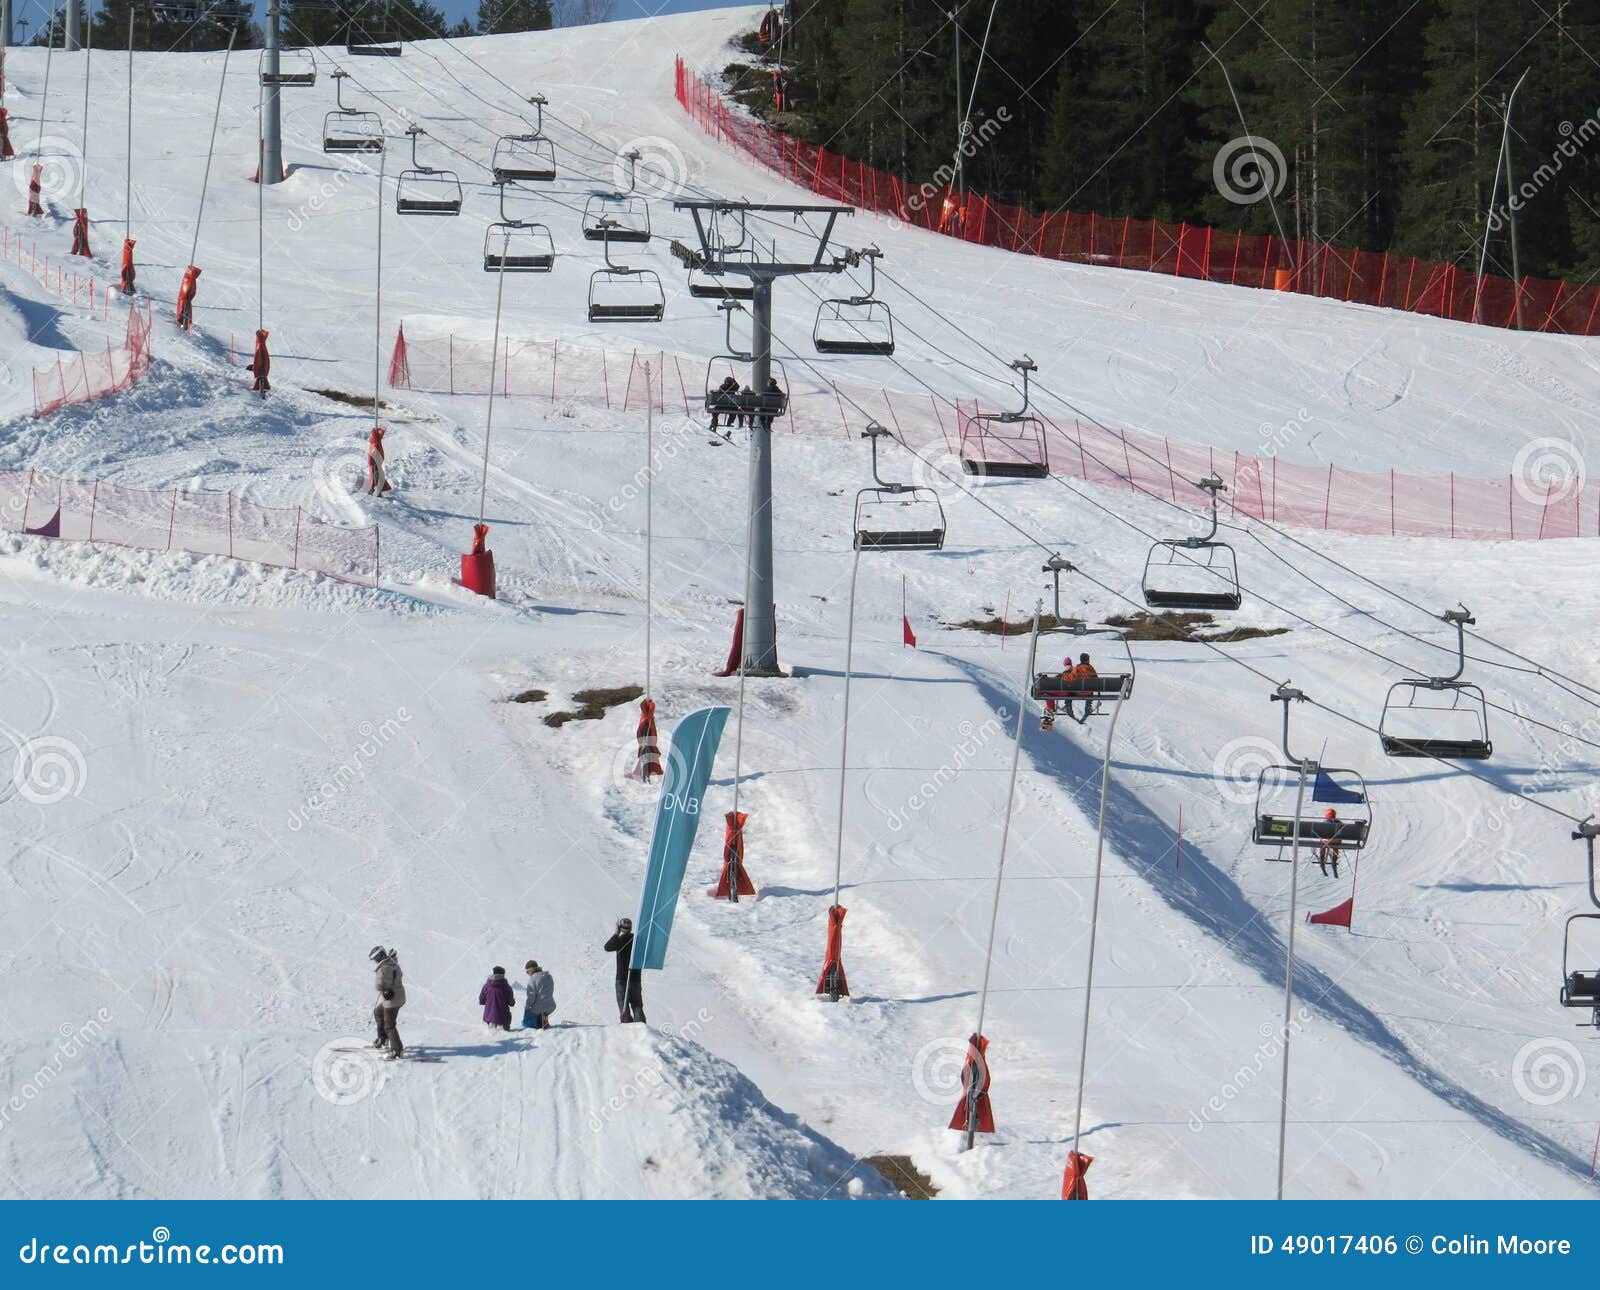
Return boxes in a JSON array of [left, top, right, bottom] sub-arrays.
[[0, 468, 381, 587], [392, 325, 1597, 542], [674, 58, 1600, 339], [33, 298, 154, 417]]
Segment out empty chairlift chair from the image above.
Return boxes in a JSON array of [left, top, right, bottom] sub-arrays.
[[1031, 622, 1134, 724], [1141, 476, 1243, 611], [704, 301, 786, 428], [322, 71, 385, 155], [959, 356, 1048, 478], [346, 8, 402, 56], [1560, 822, 1600, 1025], [483, 182, 554, 274], [587, 220, 664, 322], [1249, 685, 1372, 870], [582, 149, 651, 243], [395, 126, 462, 216], [260, 47, 316, 88], [852, 423, 945, 551], [813, 246, 894, 356], [1377, 607, 1492, 760], [492, 95, 556, 183]]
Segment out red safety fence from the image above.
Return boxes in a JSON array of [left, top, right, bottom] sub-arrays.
[[0, 468, 381, 587], [392, 325, 1600, 541], [675, 58, 1600, 338], [33, 299, 153, 417]]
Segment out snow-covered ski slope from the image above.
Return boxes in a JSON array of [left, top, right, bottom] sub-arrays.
[[0, 6, 1598, 1200]]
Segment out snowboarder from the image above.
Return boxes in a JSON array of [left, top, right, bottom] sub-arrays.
[[479, 966, 515, 1031], [175, 265, 201, 332], [370, 945, 405, 1060], [604, 917, 645, 1024], [366, 426, 393, 496], [1316, 807, 1342, 878], [522, 960, 556, 1030]]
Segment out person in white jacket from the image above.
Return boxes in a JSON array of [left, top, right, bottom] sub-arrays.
[[370, 945, 405, 1059], [522, 960, 556, 1030]]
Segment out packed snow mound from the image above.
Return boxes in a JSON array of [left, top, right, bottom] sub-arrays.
[[0, 1024, 891, 1200]]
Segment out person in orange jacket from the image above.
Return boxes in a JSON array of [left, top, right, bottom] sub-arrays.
[[1042, 652, 1097, 729]]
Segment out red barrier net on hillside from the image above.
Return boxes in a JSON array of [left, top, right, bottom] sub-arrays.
[[33, 299, 155, 417], [674, 58, 1600, 338], [0, 469, 381, 587], [391, 327, 1600, 542]]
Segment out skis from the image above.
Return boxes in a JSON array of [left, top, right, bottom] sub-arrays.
[[330, 1046, 443, 1064]]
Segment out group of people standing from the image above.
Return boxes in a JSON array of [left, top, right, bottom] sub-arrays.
[[365, 918, 646, 1057]]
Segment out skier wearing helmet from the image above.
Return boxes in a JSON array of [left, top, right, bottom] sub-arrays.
[[603, 917, 646, 1024], [370, 945, 405, 1059], [1316, 808, 1342, 878]]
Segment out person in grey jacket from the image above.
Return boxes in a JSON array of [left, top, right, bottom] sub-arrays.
[[522, 960, 556, 1030], [370, 945, 405, 1059]]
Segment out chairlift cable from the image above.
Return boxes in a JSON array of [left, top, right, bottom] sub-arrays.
[[188, 29, 236, 274]]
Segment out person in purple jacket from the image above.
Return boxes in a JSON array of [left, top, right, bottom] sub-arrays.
[[479, 966, 515, 1031]]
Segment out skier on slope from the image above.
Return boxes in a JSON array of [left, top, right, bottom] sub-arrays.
[[603, 917, 645, 1024], [370, 945, 405, 1059], [522, 960, 556, 1030], [479, 965, 514, 1031]]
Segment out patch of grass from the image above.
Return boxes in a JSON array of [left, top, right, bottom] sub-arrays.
[[508, 689, 548, 704], [862, 1154, 938, 1199], [308, 387, 389, 411], [543, 685, 645, 729]]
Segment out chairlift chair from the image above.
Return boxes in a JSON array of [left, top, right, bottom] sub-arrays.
[[261, 48, 316, 88], [322, 72, 384, 155], [1141, 476, 1243, 611], [1031, 622, 1135, 718], [346, 9, 402, 56], [1377, 608, 1492, 760], [688, 246, 757, 299], [491, 95, 556, 182], [483, 182, 554, 273], [702, 300, 787, 425], [395, 126, 462, 216], [813, 246, 895, 356], [959, 356, 1048, 478], [1249, 686, 1372, 864], [582, 149, 651, 243], [1561, 915, 1600, 1025], [852, 424, 946, 551], [587, 220, 664, 322]]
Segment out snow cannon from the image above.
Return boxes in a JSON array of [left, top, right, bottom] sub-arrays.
[[461, 523, 495, 599]]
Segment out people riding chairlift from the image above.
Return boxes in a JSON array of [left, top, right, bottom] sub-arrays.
[[709, 374, 739, 430], [1041, 652, 1097, 731]]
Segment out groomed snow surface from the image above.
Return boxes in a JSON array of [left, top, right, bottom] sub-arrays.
[[1, 7, 1599, 1200]]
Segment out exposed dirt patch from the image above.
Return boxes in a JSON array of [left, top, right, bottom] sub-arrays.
[[543, 685, 645, 729], [508, 689, 548, 704], [948, 610, 1288, 644], [307, 387, 390, 411], [862, 1154, 938, 1199]]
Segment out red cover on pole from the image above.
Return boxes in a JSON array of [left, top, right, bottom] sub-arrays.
[[175, 265, 200, 331], [70, 208, 91, 258], [947, 1032, 995, 1135], [0, 108, 13, 160], [815, 903, 848, 997], [1307, 896, 1354, 928], [630, 698, 663, 780], [902, 615, 917, 647], [119, 238, 136, 294], [712, 809, 755, 898], [27, 163, 43, 216], [250, 329, 270, 393], [1061, 1150, 1093, 1199], [713, 608, 744, 676], [460, 526, 495, 598]]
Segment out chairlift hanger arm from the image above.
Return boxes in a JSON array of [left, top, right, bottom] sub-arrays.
[[674, 200, 855, 275], [1576, 818, 1600, 909], [1272, 683, 1316, 768]]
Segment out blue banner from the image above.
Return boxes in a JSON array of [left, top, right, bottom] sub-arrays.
[[632, 704, 729, 970]]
